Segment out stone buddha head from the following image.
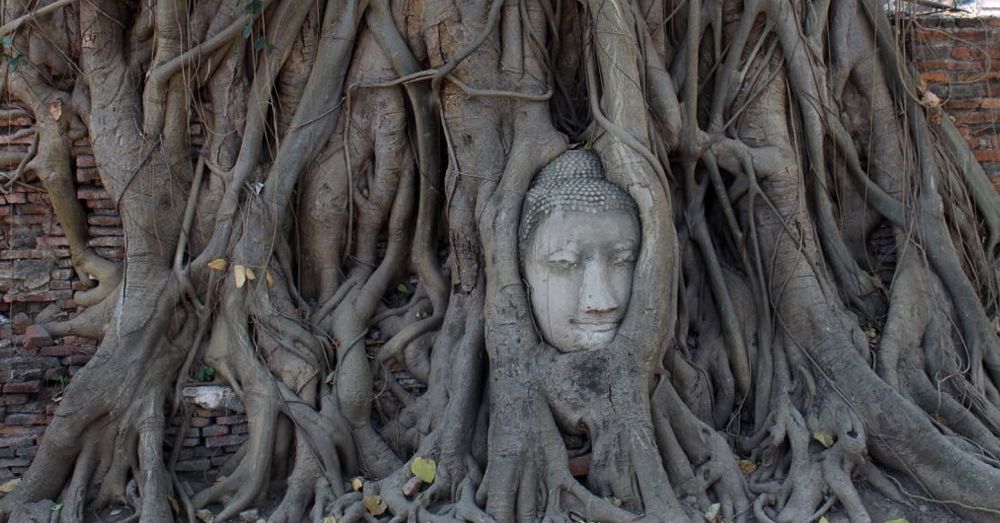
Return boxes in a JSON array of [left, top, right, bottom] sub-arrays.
[[519, 150, 640, 353]]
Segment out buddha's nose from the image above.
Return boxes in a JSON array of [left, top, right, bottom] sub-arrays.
[[580, 260, 619, 314]]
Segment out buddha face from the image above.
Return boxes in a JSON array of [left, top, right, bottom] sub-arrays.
[[523, 209, 640, 352]]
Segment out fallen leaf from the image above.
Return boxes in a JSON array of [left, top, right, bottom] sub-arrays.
[[921, 90, 942, 108], [819, 517, 830, 523], [883, 519, 909, 523], [363, 494, 387, 516], [737, 460, 756, 475], [207, 258, 228, 271], [244, 267, 256, 280], [0, 478, 20, 494], [168, 495, 180, 513], [812, 431, 834, 448], [411, 456, 437, 484], [196, 509, 214, 522], [265, 271, 274, 287], [704, 502, 721, 522], [234, 264, 247, 288], [322, 517, 337, 523], [350, 477, 363, 491]]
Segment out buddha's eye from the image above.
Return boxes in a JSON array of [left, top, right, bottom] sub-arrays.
[[547, 256, 579, 270], [613, 251, 637, 265]]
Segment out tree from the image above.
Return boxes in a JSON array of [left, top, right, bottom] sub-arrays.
[[2, 0, 999, 521]]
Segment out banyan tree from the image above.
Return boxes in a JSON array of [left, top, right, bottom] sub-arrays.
[[2, 0, 1000, 521]]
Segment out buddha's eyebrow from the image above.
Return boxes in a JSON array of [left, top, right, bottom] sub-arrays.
[[546, 248, 579, 259]]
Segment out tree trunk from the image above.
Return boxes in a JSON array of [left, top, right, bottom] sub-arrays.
[[2, 0, 1000, 521]]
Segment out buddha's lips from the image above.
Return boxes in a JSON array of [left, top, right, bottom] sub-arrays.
[[572, 321, 619, 332]]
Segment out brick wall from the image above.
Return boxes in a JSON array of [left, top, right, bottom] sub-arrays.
[[0, 108, 245, 481], [907, 14, 1000, 184], [4, 15, 1000, 481]]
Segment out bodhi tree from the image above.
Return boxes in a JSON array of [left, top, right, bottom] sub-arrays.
[[2, 0, 1000, 521]]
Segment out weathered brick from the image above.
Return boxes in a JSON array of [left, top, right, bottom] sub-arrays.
[[175, 458, 212, 472], [3, 380, 40, 393], [1, 395, 28, 406], [204, 435, 246, 448], [215, 415, 247, 426], [38, 345, 73, 357], [22, 325, 53, 349], [0, 434, 36, 448], [189, 417, 211, 428], [201, 425, 229, 437], [4, 414, 48, 425]]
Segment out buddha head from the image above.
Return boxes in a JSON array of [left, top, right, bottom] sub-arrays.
[[519, 150, 640, 353]]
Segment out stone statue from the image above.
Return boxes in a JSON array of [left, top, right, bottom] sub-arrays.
[[519, 150, 640, 353]]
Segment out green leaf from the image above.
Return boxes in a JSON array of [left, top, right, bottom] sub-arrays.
[[1, 36, 12, 47], [253, 35, 268, 51], [245, 0, 263, 14], [196, 366, 216, 383], [51, 503, 62, 511], [242, 24, 252, 39], [410, 456, 437, 484], [396, 283, 411, 294], [8, 55, 23, 72]]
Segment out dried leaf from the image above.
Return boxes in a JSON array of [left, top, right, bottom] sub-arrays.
[[168, 495, 180, 513], [350, 477, 363, 491], [883, 519, 909, 523], [207, 258, 228, 271], [411, 456, 437, 484], [818, 517, 829, 523], [704, 502, 721, 522], [265, 270, 274, 287], [813, 431, 834, 448], [737, 460, 756, 475], [363, 494, 387, 516], [196, 509, 214, 522], [322, 517, 337, 523], [0, 478, 20, 494], [244, 267, 256, 280], [234, 264, 247, 288], [921, 90, 942, 108]]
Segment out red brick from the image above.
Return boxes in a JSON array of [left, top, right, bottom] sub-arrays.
[[3, 381, 40, 394], [975, 150, 1000, 163], [0, 193, 26, 204], [215, 415, 247, 425], [205, 435, 246, 448], [201, 425, 229, 437], [189, 417, 210, 428], [0, 434, 36, 448], [4, 414, 48, 426], [920, 72, 951, 85], [11, 313, 31, 333], [951, 46, 981, 60], [38, 345, 73, 357], [1, 395, 28, 406], [22, 325, 53, 349]]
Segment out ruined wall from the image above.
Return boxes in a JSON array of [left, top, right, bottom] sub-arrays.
[[908, 14, 1000, 187], [3, 14, 1000, 479]]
